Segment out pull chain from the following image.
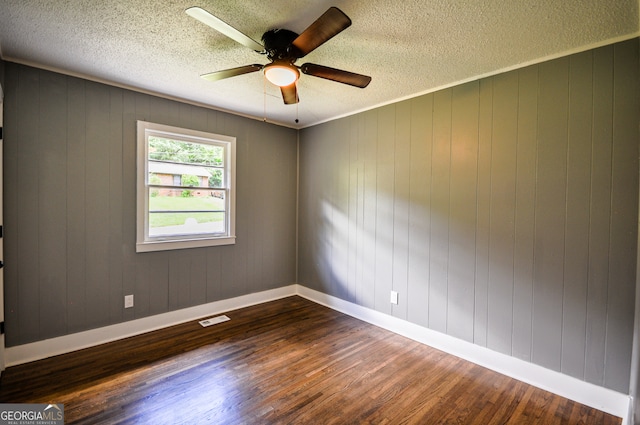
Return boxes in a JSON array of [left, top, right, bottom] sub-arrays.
[[263, 75, 267, 122]]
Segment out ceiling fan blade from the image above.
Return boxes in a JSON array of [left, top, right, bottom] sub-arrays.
[[280, 83, 299, 104], [291, 7, 351, 58], [186, 7, 264, 52], [301, 63, 372, 88], [201, 64, 263, 82]]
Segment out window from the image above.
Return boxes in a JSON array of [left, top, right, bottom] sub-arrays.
[[136, 121, 236, 252]]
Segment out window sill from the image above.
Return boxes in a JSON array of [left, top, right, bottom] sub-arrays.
[[136, 236, 236, 253]]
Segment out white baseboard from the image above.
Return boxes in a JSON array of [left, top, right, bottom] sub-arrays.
[[5, 285, 297, 367], [295, 285, 632, 425]]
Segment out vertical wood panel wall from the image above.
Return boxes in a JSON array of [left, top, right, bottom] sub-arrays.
[[3, 63, 298, 347], [298, 39, 639, 393]]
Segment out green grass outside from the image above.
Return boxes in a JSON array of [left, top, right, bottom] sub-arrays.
[[149, 195, 225, 227]]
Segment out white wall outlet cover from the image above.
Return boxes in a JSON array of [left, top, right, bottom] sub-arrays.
[[124, 295, 134, 308], [390, 291, 399, 305]]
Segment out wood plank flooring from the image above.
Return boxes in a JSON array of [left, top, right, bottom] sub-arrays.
[[0, 296, 622, 424]]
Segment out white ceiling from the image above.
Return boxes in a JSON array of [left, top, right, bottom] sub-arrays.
[[0, 0, 638, 128]]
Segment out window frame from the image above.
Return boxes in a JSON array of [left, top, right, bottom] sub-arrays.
[[136, 120, 236, 253]]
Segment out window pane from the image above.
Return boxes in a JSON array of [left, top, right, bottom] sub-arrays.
[[150, 188, 226, 203], [149, 211, 226, 237], [148, 162, 216, 189], [148, 189, 226, 237], [148, 136, 224, 166]]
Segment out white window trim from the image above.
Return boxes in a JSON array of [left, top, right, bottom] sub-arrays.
[[136, 120, 236, 253]]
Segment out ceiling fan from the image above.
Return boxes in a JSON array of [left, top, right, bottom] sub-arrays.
[[186, 6, 372, 105]]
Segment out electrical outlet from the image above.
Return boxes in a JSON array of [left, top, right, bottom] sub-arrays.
[[124, 294, 134, 308], [390, 290, 398, 305]]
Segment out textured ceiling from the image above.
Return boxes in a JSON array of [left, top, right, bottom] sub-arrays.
[[0, 0, 638, 128]]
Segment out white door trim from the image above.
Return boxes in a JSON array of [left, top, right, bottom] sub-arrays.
[[0, 80, 6, 373]]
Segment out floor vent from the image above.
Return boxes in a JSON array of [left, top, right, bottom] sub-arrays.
[[199, 315, 230, 327]]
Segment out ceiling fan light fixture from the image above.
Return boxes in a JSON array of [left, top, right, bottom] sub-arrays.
[[264, 63, 300, 87], [187, 6, 371, 105]]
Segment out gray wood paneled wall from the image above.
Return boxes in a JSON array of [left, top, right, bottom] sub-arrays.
[[3, 62, 298, 347], [298, 39, 639, 393]]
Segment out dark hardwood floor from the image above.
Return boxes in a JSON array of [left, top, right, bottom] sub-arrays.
[[0, 296, 621, 424]]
